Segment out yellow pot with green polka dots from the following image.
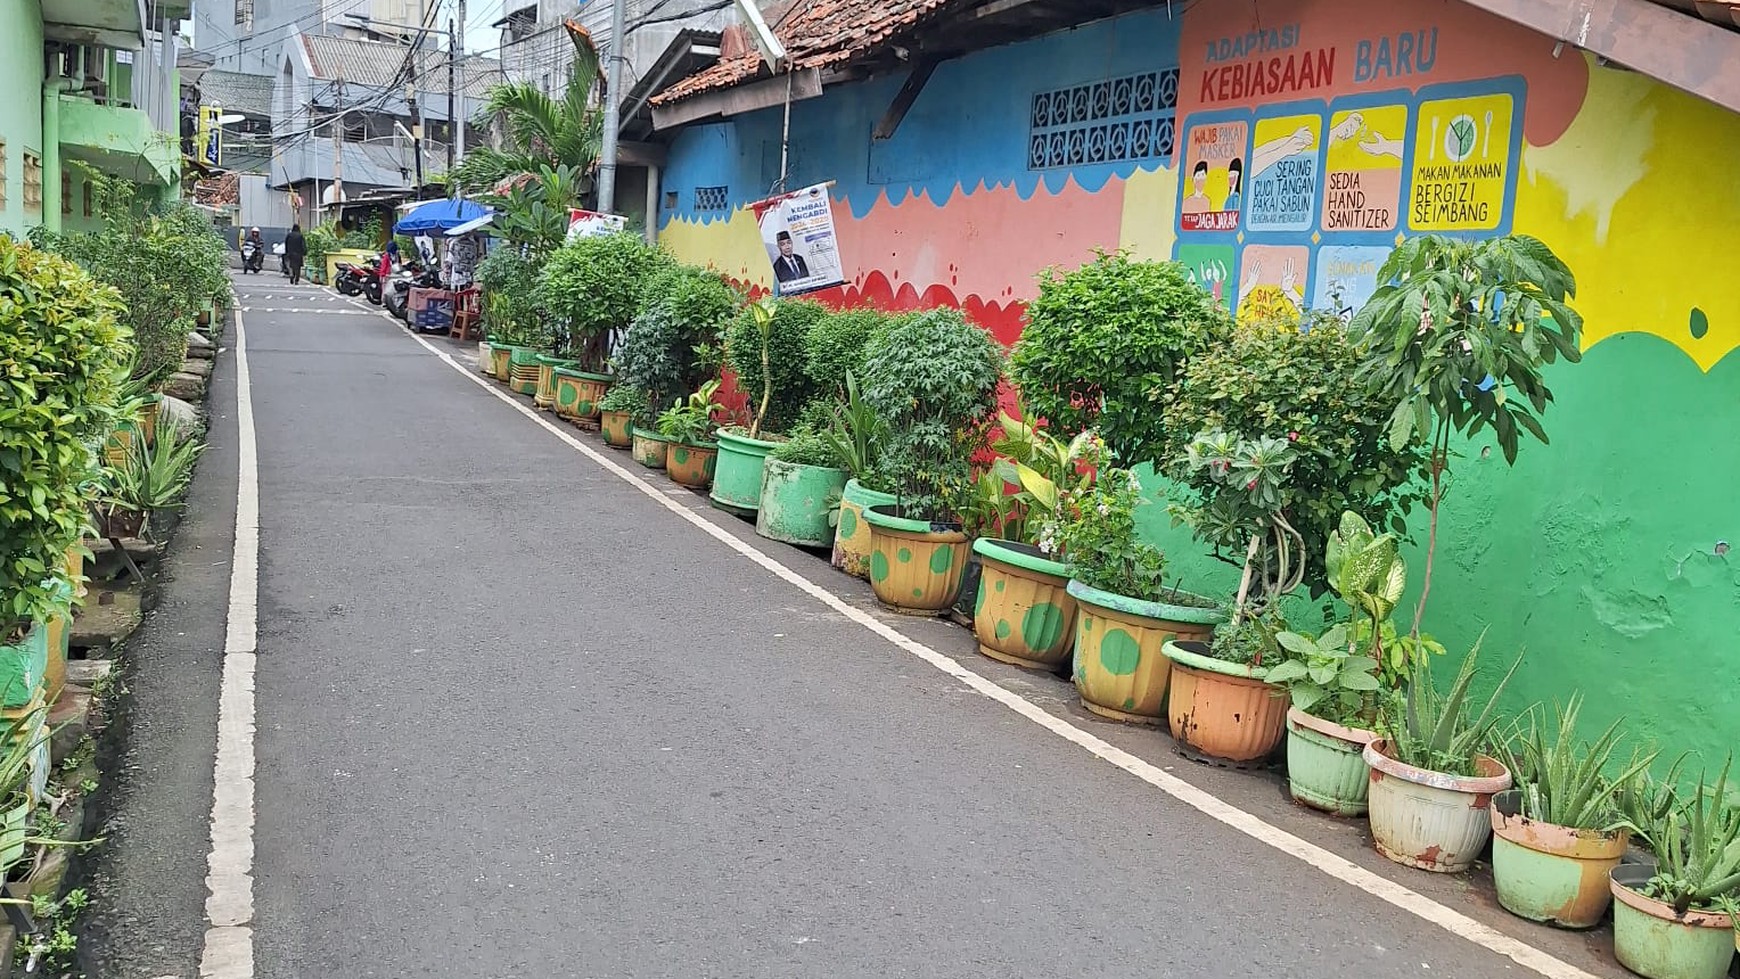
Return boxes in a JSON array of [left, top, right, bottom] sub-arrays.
[[864, 505, 970, 616], [972, 538, 1077, 672], [1066, 579, 1225, 725]]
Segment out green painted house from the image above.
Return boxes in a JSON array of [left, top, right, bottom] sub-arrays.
[[0, 0, 184, 237]]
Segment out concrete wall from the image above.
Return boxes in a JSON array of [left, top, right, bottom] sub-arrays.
[[0, 0, 46, 237], [655, 0, 1740, 763]]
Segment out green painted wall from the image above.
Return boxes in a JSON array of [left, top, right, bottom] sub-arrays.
[[0, 0, 45, 237], [1137, 331, 1740, 769]]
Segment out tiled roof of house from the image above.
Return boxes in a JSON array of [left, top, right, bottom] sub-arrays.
[[652, 0, 965, 105]]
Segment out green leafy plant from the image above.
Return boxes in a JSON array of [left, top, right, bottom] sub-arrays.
[[1042, 466, 1186, 603], [726, 298, 827, 439], [535, 232, 673, 372], [805, 307, 893, 404], [598, 382, 646, 416], [475, 247, 547, 347], [1497, 695, 1656, 830], [0, 237, 129, 641], [768, 424, 843, 469], [1173, 430, 1303, 634], [1324, 511, 1443, 692], [656, 380, 723, 446], [491, 164, 586, 259], [817, 370, 889, 487], [1351, 234, 1583, 636], [1010, 250, 1230, 466], [961, 412, 1103, 543], [1623, 759, 1740, 913], [1264, 622, 1382, 722], [19, 887, 87, 974], [96, 425, 206, 538], [616, 266, 736, 420], [1208, 608, 1286, 668], [1382, 639, 1521, 778], [860, 307, 1005, 522], [1162, 319, 1426, 594]]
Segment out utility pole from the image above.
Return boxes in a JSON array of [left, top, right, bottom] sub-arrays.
[[332, 68, 345, 219], [596, 0, 625, 212], [447, 14, 457, 176], [454, 0, 467, 167], [407, 84, 425, 192]]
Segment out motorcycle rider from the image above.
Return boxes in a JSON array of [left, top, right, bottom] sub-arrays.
[[241, 227, 265, 273]]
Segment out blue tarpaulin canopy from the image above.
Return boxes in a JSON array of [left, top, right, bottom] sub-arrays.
[[394, 198, 492, 235]]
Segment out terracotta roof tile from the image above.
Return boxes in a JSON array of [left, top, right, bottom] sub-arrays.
[[652, 0, 966, 105]]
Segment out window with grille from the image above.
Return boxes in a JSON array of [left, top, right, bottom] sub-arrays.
[[23, 153, 43, 213], [1028, 69, 1180, 171], [694, 186, 728, 212]]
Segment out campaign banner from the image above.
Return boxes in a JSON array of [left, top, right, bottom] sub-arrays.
[[568, 209, 628, 240], [751, 183, 845, 296]]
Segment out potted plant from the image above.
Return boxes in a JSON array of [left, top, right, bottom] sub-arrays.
[[1043, 467, 1224, 723], [631, 423, 671, 470], [534, 354, 578, 410], [958, 413, 1098, 672], [1351, 234, 1582, 642], [1010, 250, 1230, 465], [860, 308, 1004, 615], [1607, 763, 1740, 979], [616, 266, 735, 434], [1162, 430, 1301, 764], [1363, 646, 1520, 873], [756, 425, 849, 548], [597, 385, 642, 449], [820, 371, 895, 579], [95, 426, 205, 541], [0, 703, 48, 877], [658, 381, 723, 490], [1488, 698, 1654, 929], [713, 298, 827, 516], [476, 248, 542, 382], [0, 238, 126, 719], [533, 231, 672, 375]]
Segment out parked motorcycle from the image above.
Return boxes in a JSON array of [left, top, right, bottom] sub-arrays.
[[384, 262, 441, 324], [333, 260, 366, 296], [240, 239, 264, 274], [357, 259, 385, 305]]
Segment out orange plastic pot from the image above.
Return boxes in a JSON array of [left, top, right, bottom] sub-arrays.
[[1164, 640, 1287, 765]]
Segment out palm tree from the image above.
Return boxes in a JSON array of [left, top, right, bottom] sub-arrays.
[[449, 22, 603, 194]]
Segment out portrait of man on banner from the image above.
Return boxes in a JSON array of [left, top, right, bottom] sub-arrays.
[[752, 183, 846, 297]]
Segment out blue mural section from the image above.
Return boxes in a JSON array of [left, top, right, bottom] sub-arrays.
[[658, 7, 1187, 228]]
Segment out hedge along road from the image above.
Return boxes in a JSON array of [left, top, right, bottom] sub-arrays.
[[103, 274, 1626, 979]]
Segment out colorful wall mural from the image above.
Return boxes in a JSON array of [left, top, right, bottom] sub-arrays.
[[656, 0, 1740, 762]]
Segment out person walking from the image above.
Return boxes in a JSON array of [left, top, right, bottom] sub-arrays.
[[284, 223, 307, 285]]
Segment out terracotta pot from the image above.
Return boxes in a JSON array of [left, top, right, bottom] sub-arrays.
[[553, 368, 613, 421], [1065, 580, 1224, 725], [1489, 789, 1628, 929], [864, 506, 970, 615], [600, 411, 634, 448], [1364, 739, 1512, 873], [1610, 864, 1737, 979], [631, 428, 670, 470], [666, 442, 718, 489], [1285, 708, 1376, 815], [1164, 640, 1287, 765], [971, 539, 1076, 671], [832, 479, 897, 579]]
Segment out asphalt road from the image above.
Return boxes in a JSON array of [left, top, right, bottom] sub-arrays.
[[80, 274, 1630, 979]]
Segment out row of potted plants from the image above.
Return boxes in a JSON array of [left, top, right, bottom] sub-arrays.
[[469, 231, 1736, 979]]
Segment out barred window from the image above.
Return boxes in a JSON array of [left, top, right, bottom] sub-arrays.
[[1028, 69, 1180, 171]]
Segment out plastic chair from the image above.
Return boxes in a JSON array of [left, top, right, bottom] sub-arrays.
[[449, 287, 481, 341]]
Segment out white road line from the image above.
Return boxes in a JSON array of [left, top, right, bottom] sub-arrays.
[[389, 311, 1602, 979], [199, 311, 259, 979]]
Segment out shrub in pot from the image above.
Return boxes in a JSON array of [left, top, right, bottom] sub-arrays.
[[1364, 646, 1520, 873], [806, 306, 893, 405], [713, 299, 829, 515], [818, 372, 894, 579], [597, 384, 642, 449], [535, 232, 672, 374], [757, 425, 848, 548], [1487, 698, 1654, 929], [616, 266, 735, 427], [1043, 468, 1223, 723], [1, 238, 128, 704], [956, 413, 1100, 672], [1009, 250, 1230, 465], [860, 308, 1003, 615], [1606, 764, 1740, 979], [96, 425, 206, 541], [659, 381, 724, 490]]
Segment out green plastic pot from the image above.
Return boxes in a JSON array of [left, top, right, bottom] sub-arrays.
[[1611, 864, 1737, 979], [631, 427, 671, 470], [0, 624, 46, 709], [833, 479, 897, 579], [971, 539, 1076, 671], [756, 458, 848, 547], [0, 798, 27, 871], [1490, 789, 1628, 929], [1285, 707, 1376, 815], [710, 430, 778, 516]]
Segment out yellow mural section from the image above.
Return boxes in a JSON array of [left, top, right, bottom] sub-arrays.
[[1117, 166, 1180, 261], [1517, 59, 1740, 372], [658, 209, 774, 293]]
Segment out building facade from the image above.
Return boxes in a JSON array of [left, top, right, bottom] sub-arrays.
[[650, 0, 1740, 761]]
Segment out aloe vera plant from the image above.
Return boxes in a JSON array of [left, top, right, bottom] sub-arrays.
[[1499, 695, 1656, 829], [1628, 758, 1740, 914], [1382, 637, 1521, 778]]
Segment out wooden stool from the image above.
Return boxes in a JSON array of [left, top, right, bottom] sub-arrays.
[[449, 287, 480, 341]]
